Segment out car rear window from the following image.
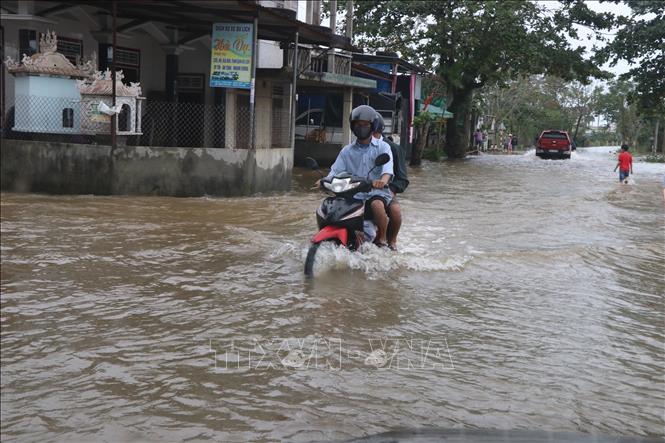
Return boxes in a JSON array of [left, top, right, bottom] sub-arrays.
[[542, 133, 568, 139]]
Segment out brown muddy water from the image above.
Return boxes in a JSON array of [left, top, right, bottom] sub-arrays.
[[1, 147, 664, 442]]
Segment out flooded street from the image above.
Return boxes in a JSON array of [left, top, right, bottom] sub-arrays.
[[1, 147, 664, 442]]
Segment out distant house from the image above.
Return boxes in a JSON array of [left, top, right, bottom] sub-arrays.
[[293, 50, 426, 166], [352, 52, 427, 159]]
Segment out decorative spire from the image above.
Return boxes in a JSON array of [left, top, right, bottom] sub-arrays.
[[3, 30, 94, 79], [77, 69, 142, 97], [40, 30, 58, 54]]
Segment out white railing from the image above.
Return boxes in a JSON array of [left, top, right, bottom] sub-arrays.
[[288, 45, 352, 76]]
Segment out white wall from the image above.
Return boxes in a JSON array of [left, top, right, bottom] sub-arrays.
[[258, 40, 283, 69], [13, 76, 82, 133], [258, 0, 298, 13]]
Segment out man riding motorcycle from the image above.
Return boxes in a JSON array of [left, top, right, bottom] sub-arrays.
[[313, 105, 393, 246]]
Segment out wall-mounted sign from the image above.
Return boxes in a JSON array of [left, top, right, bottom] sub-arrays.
[[210, 23, 253, 89], [90, 102, 111, 123]]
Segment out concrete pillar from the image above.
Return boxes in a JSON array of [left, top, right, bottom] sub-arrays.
[[137, 98, 143, 134], [165, 54, 178, 102], [225, 90, 236, 148], [305, 1, 313, 24], [342, 87, 353, 145], [312, 1, 321, 26], [163, 27, 180, 103], [330, 0, 337, 32], [346, 1, 353, 38], [91, 12, 114, 44], [256, 79, 272, 149]]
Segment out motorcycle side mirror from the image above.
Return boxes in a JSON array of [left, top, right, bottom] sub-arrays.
[[305, 157, 320, 170], [366, 153, 391, 180], [374, 153, 390, 166]]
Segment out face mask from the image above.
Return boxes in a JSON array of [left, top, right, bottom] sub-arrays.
[[352, 124, 372, 140]]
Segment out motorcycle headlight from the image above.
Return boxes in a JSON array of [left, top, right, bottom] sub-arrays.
[[331, 179, 347, 193], [324, 178, 360, 193]]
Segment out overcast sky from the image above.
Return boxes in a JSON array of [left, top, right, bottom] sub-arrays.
[[297, 0, 634, 77], [547, 0, 632, 76]]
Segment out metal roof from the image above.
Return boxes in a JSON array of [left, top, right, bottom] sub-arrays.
[[5, 0, 356, 50], [351, 52, 427, 74]]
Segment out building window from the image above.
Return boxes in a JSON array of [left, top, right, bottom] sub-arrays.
[[62, 108, 74, 128], [118, 104, 131, 132], [176, 74, 204, 92], [99, 44, 140, 83], [57, 37, 83, 65], [19, 29, 38, 57]]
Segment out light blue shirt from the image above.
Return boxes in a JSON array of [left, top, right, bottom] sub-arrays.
[[326, 137, 394, 202]]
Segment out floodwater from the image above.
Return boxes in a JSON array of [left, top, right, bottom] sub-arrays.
[[1, 147, 664, 442]]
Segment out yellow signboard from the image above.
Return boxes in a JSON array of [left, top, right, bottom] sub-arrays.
[[210, 23, 253, 89]]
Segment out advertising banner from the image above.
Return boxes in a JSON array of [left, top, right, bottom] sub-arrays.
[[210, 23, 253, 89]]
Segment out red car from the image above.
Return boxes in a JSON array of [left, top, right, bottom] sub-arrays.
[[535, 130, 573, 159]]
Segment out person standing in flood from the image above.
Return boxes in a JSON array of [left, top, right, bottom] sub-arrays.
[[613, 144, 633, 183], [474, 129, 483, 151]]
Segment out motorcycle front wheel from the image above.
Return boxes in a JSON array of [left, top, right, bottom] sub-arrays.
[[304, 242, 322, 278]]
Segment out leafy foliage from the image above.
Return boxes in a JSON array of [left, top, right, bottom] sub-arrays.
[[592, 78, 662, 150], [600, 0, 665, 115], [350, 0, 614, 158], [476, 76, 602, 149]]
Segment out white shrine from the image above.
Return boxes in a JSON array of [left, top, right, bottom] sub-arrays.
[[77, 69, 144, 136], [4, 30, 95, 133], [4, 30, 144, 137]]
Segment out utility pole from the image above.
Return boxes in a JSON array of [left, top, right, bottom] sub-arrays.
[[111, 0, 117, 150]]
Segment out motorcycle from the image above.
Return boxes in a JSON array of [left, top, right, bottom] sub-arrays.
[[304, 153, 390, 277]]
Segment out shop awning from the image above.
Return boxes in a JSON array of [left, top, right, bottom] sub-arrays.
[[418, 102, 453, 118]]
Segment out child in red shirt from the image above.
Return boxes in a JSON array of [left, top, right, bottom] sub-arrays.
[[613, 144, 633, 183]]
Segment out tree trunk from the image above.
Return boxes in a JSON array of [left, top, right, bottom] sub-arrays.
[[653, 119, 659, 154], [573, 112, 583, 143], [445, 88, 473, 158], [410, 120, 431, 166]]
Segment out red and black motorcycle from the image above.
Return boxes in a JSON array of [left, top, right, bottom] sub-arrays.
[[304, 153, 390, 277]]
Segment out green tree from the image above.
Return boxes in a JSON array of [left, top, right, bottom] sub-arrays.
[[560, 81, 601, 144], [601, 0, 665, 115], [600, 1, 664, 152], [593, 79, 654, 149], [351, 0, 613, 158], [477, 75, 601, 149]]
